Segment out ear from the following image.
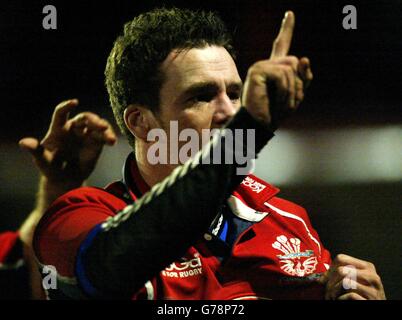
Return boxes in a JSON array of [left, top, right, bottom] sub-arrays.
[[124, 105, 153, 141]]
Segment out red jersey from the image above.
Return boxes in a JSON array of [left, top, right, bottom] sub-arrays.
[[0, 231, 21, 265], [34, 155, 331, 300], [0, 231, 30, 299]]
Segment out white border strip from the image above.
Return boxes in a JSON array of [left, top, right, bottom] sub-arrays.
[[264, 202, 322, 255]]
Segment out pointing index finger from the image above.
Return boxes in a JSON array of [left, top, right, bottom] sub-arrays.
[[270, 11, 295, 58]]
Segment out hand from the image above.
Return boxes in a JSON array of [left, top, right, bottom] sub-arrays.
[[320, 254, 386, 300], [242, 11, 313, 130], [19, 99, 117, 190]]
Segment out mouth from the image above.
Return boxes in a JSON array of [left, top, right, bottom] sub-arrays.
[[210, 118, 232, 130]]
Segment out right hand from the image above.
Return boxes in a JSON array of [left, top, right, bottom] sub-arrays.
[[19, 99, 117, 189], [242, 11, 313, 130]]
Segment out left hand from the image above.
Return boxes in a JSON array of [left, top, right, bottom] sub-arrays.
[[242, 11, 313, 130], [320, 254, 386, 300]]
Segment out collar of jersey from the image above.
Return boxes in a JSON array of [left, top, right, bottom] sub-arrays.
[[122, 153, 280, 217]]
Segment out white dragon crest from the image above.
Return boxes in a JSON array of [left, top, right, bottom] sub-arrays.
[[272, 235, 318, 276]]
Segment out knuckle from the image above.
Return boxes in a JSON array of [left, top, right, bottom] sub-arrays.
[[349, 292, 359, 299], [297, 93, 304, 103], [80, 111, 92, 117], [287, 88, 295, 96], [371, 273, 382, 285], [335, 266, 344, 276], [365, 261, 375, 270], [282, 65, 293, 73], [289, 55, 299, 66], [56, 99, 72, 109], [74, 113, 87, 122], [335, 254, 346, 262], [251, 60, 266, 69], [296, 77, 304, 86], [278, 68, 287, 80], [247, 63, 264, 77], [55, 103, 65, 111]]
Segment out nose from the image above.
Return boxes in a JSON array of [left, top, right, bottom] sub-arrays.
[[212, 95, 237, 127]]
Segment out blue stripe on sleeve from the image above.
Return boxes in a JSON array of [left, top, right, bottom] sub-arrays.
[[75, 223, 104, 298]]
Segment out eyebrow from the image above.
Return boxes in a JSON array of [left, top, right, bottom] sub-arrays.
[[181, 81, 243, 99]]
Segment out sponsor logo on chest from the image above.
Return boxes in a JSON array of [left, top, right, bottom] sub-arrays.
[[162, 253, 203, 279]]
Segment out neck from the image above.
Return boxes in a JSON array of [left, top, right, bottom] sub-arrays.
[[135, 141, 176, 188]]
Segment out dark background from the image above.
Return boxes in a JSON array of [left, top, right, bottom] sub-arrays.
[[0, 0, 401, 299]]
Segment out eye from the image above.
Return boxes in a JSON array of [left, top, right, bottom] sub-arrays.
[[228, 92, 240, 101], [189, 93, 215, 103]]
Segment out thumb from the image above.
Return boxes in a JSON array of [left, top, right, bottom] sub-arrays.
[[19, 137, 48, 170], [19, 137, 41, 154]]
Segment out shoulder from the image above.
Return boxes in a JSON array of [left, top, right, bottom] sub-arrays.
[[38, 186, 128, 227], [49, 186, 127, 210], [235, 174, 309, 219], [237, 175, 331, 261], [33, 186, 127, 277], [267, 197, 310, 221]]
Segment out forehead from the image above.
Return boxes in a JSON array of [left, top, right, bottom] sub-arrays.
[[160, 46, 241, 94]]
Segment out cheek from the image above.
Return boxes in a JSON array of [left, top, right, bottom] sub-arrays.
[[178, 107, 214, 132], [234, 100, 242, 112], [175, 108, 214, 152]]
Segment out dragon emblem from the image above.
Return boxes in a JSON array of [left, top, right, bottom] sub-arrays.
[[272, 235, 318, 276]]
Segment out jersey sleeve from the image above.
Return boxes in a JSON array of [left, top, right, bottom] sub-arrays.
[[33, 187, 127, 298], [0, 231, 22, 264], [0, 231, 30, 299]]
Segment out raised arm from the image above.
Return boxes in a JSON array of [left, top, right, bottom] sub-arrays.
[[19, 99, 116, 298], [19, 99, 116, 246]]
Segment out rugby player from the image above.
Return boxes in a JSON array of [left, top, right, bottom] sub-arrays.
[[33, 8, 385, 300]]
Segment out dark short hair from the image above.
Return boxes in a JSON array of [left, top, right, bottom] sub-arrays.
[[105, 7, 235, 146]]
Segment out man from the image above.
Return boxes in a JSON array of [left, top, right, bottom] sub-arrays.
[[0, 99, 116, 299], [33, 8, 385, 300]]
